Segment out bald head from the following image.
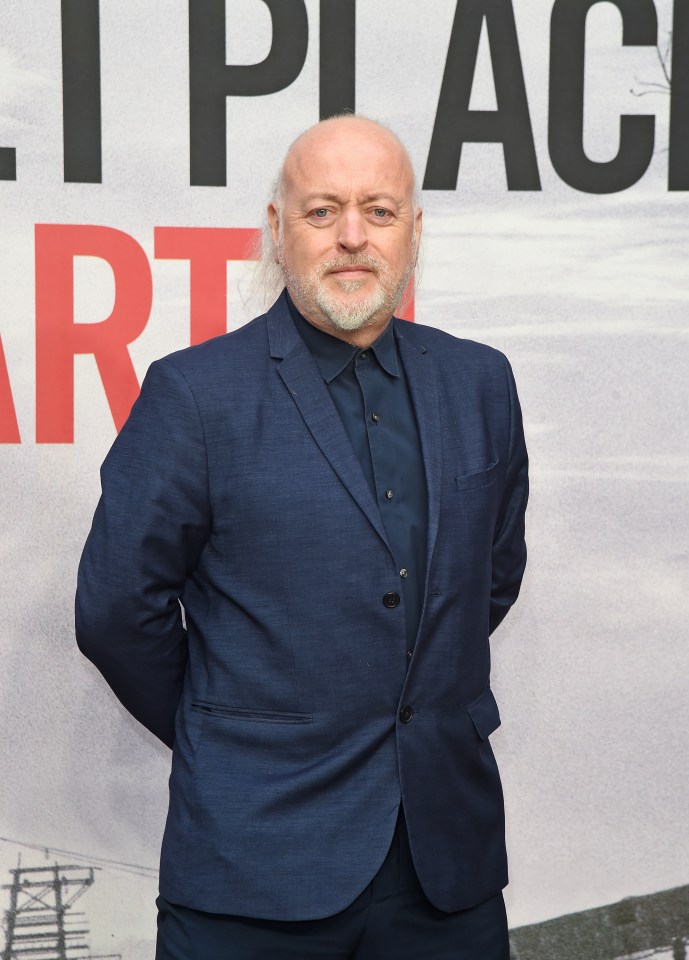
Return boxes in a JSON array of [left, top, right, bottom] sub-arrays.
[[266, 115, 421, 346], [275, 115, 419, 211]]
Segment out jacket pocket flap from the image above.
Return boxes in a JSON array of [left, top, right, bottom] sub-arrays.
[[467, 687, 501, 741], [191, 702, 313, 724], [455, 460, 499, 492]]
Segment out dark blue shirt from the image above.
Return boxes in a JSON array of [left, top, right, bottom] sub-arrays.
[[288, 294, 428, 659]]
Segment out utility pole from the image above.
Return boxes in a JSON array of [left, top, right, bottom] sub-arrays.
[[1, 863, 103, 960]]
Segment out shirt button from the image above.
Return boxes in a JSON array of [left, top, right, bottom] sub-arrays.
[[371, 412, 380, 423], [359, 352, 368, 361], [385, 489, 394, 500], [399, 568, 408, 578], [400, 705, 414, 723], [406, 649, 413, 661], [383, 592, 400, 608]]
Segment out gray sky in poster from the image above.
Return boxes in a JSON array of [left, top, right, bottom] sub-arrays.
[[1, 0, 687, 952]]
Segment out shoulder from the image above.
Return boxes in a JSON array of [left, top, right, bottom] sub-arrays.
[[394, 318, 508, 370], [158, 314, 269, 380], [394, 319, 520, 409], [136, 315, 271, 406]]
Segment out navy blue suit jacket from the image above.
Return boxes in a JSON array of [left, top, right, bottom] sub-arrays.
[[76, 292, 528, 920]]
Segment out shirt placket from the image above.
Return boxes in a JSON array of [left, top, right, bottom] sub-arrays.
[[355, 350, 414, 663]]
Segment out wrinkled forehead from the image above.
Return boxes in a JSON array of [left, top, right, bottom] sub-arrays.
[[280, 121, 416, 206]]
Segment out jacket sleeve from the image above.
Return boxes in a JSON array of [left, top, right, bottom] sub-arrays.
[[75, 358, 211, 747], [489, 355, 529, 635]]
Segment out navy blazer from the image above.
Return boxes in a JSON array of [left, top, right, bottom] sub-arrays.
[[76, 292, 528, 920]]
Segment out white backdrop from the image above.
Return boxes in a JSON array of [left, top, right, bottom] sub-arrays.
[[1, 2, 688, 956]]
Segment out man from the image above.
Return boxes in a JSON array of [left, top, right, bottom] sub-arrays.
[[76, 115, 528, 959]]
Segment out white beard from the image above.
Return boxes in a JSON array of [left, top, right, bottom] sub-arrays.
[[279, 241, 416, 334]]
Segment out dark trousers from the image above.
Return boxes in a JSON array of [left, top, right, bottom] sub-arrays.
[[155, 814, 509, 960]]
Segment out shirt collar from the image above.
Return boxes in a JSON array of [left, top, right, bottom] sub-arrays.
[[286, 291, 400, 384]]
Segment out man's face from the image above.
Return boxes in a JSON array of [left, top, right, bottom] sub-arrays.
[[268, 119, 421, 340]]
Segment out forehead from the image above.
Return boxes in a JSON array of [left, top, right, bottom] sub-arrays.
[[282, 122, 414, 204]]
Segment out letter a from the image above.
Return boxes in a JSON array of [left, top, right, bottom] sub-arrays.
[[424, 0, 540, 190]]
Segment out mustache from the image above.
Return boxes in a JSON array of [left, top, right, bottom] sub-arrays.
[[319, 254, 387, 275]]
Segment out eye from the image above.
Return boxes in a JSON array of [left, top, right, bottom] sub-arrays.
[[373, 208, 388, 217], [307, 207, 332, 224]]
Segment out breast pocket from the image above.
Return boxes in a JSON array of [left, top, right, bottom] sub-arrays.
[[455, 460, 500, 493]]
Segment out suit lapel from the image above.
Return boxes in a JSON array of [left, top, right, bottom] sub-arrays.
[[396, 325, 442, 582], [268, 297, 392, 551]]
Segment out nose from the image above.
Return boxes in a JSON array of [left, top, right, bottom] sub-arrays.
[[336, 209, 368, 253]]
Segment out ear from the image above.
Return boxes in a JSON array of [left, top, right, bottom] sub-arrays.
[[414, 207, 423, 256], [267, 204, 280, 263]]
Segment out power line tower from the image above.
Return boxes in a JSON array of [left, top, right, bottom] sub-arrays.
[[1, 863, 102, 960]]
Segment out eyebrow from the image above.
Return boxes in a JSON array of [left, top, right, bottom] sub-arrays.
[[300, 192, 404, 207]]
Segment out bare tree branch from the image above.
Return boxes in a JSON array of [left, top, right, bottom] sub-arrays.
[[656, 30, 672, 88], [630, 32, 672, 98], [630, 81, 671, 98]]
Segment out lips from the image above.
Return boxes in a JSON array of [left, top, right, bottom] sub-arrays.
[[319, 255, 384, 281], [329, 267, 373, 277]]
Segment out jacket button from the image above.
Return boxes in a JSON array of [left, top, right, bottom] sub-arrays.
[[400, 705, 414, 723], [383, 592, 400, 608]]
